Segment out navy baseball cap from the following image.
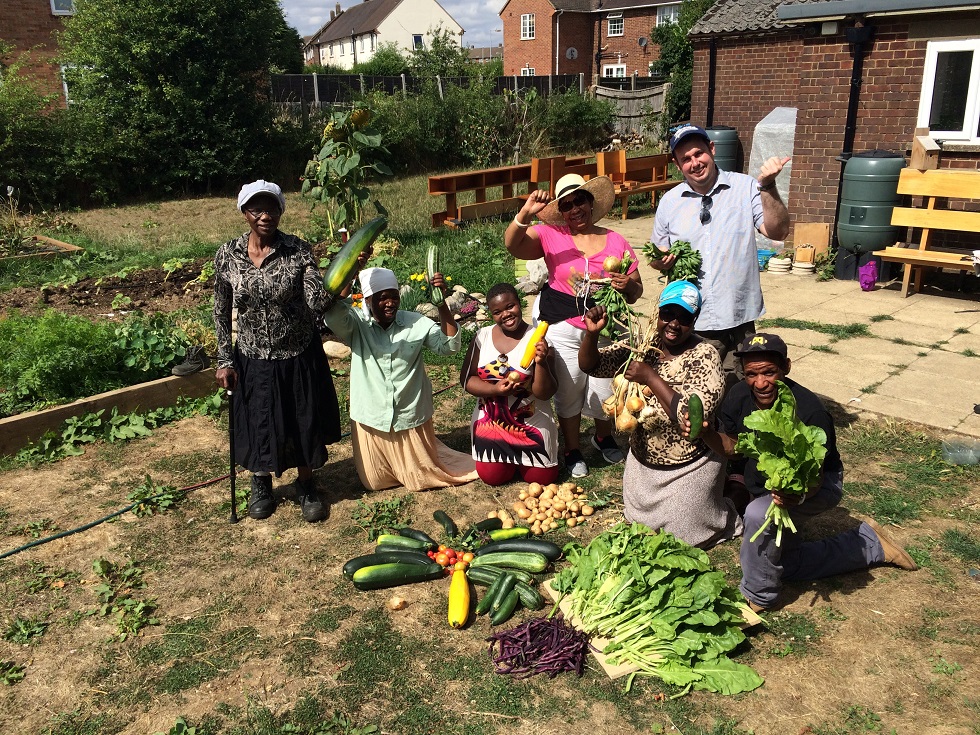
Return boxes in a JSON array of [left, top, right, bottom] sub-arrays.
[[734, 333, 788, 360], [669, 124, 711, 154]]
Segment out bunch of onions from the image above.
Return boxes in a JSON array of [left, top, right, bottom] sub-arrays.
[[602, 373, 652, 434]]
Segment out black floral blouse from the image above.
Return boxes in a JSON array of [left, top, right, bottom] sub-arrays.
[[588, 336, 724, 467], [213, 231, 333, 369]]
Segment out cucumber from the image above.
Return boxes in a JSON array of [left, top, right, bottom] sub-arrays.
[[491, 572, 518, 612], [474, 518, 504, 532], [469, 551, 550, 574], [473, 538, 563, 562], [322, 216, 388, 296], [426, 244, 444, 306], [351, 562, 444, 590], [476, 572, 507, 615], [343, 552, 431, 579], [463, 565, 535, 587], [433, 510, 458, 538], [375, 534, 430, 551], [490, 589, 520, 625], [397, 527, 437, 549], [372, 545, 433, 563], [514, 581, 545, 610], [687, 393, 704, 441], [487, 527, 530, 541]]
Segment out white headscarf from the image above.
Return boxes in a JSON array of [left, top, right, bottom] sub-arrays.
[[358, 267, 399, 317]]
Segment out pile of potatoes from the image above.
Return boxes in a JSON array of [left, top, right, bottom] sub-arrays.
[[510, 482, 595, 535]]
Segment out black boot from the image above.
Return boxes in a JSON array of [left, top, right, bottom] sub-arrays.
[[296, 478, 328, 522], [248, 474, 276, 520]]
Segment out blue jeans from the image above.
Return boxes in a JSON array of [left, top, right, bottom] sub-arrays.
[[739, 470, 885, 608]]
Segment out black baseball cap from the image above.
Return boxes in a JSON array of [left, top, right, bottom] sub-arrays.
[[734, 333, 788, 359]]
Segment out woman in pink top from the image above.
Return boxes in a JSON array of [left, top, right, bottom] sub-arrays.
[[504, 174, 643, 478]]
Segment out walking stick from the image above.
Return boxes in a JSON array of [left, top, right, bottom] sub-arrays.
[[227, 389, 239, 524]]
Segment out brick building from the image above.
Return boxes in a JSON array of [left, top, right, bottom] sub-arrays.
[[687, 0, 980, 242], [499, 0, 682, 79], [0, 0, 74, 104]]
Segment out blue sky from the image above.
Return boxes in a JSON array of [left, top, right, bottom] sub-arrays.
[[281, 0, 504, 50]]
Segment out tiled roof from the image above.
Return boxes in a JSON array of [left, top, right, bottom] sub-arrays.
[[311, 0, 404, 44], [552, 0, 596, 11], [690, 0, 794, 36]]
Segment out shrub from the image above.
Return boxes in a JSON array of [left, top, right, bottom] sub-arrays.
[[541, 91, 616, 154]]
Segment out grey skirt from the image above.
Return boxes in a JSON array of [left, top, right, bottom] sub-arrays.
[[622, 451, 743, 549]]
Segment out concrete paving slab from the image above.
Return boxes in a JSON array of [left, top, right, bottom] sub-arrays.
[[814, 292, 909, 319], [946, 330, 980, 354], [855, 393, 962, 431], [869, 369, 977, 414], [905, 350, 980, 383], [797, 376, 865, 408], [954, 412, 980, 438], [770, 327, 835, 351], [790, 350, 894, 391], [826, 336, 927, 367], [865, 318, 942, 347]]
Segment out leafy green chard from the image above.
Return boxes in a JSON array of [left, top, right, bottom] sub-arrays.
[[550, 522, 763, 696], [735, 381, 828, 546], [592, 252, 637, 340]]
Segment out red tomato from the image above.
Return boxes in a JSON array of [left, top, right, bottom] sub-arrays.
[[461, 552, 475, 563], [435, 552, 450, 567], [438, 544, 448, 553]]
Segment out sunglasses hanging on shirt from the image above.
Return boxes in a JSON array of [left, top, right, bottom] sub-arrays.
[[699, 195, 713, 225]]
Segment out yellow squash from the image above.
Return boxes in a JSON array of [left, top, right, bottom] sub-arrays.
[[519, 321, 549, 369], [448, 569, 470, 628]]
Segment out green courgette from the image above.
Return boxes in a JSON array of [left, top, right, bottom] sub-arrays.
[[687, 393, 704, 441], [433, 510, 459, 538], [469, 551, 550, 574], [473, 538, 563, 562], [490, 589, 520, 625], [491, 572, 518, 612], [396, 527, 437, 549], [371, 545, 433, 563], [426, 244, 444, 306], [476, 572, 507, 615], [463, 565, 535, 587], [375, 533, 430, 551], [460, 517, 505, 546], [342, 552, 431, 579], [487, 527, 530, 541], [514, 580, 545, 610], [351, 562, 444, 590], [322, 216, 388, 296]]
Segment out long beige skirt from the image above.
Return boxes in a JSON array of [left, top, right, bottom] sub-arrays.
[[352, 420, 478, 491]]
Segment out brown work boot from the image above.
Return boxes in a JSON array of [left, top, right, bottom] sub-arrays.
[[745, 599, 768, 615], [865, 519, 918, 571]]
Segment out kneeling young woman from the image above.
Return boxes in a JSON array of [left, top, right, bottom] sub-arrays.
[[462, 283, 560, 486]]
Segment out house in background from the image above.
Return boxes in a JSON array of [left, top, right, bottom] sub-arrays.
[[686, 0, 980, 241], [304, 0, 464, 69], [1, 0, 75, 104], [468, 44, 503, 65], [498, 0, 681, 79]]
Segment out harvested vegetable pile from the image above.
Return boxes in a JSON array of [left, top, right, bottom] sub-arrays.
[[487, 615, 591, 678], [550, 522, 763, 696], [735, 381, 827, 546], [642, 240, 702, 285]]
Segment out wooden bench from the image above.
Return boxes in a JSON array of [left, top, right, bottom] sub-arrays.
[[427, 156, 588, 228], [596, 151, 681, 220], [880, 168, 980, 297]]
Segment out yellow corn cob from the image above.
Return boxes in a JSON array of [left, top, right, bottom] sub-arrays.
[[519, 322, 549, 369]]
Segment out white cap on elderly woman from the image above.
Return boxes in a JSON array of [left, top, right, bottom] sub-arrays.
[[359, 267, 398, 299], [237, 180, 286, 213], [658, 280, 702, 314]]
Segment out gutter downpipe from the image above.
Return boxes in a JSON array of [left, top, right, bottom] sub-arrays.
[[705, 37, 717, 127], [555, 10, 564, 75], [831, 21, 875, 250]]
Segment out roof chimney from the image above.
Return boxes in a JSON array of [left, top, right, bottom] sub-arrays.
[[329, 10, 335, 20], [335, 2, 341, 15]]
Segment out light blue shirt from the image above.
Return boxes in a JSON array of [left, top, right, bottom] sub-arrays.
[[323, 302, 461, 432], [652, 169, 766, 331]]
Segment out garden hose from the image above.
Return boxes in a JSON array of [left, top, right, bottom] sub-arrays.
[[0, 382, 463, 560]]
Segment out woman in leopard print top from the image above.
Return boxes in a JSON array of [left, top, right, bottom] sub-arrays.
[[578, 281, 742, 548]]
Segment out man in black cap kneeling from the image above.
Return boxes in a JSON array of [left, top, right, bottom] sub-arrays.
[[695, 333, 917, 613]]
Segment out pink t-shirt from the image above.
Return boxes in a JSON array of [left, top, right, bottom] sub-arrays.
[[532, 225, 639, 329]]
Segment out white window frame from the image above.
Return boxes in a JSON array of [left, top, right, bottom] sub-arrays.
[[657, 3, 681, 26], [917, 38, 980, 142], [50, 0, 75, 15], [371, 33, 376, 52], [603, 64, 627, 78], [413, 34, 425, 49], [60, 64, 72, 104], [520, 66, 535, 76], [359, 36, 365, 52], [329, 43, 334, 58], [521, 14, 535, 40], [607, 13, 624, 38], [340, 41, 345, 56]]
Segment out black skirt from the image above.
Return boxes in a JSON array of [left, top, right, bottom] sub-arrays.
[[232, 337, 341, 475]]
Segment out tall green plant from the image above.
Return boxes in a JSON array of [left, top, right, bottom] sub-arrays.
[[301, 106, 393, 235], [650, 0, 716, 133]]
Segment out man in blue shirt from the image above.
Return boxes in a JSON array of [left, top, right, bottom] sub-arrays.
[[650, 125, 791, 388]]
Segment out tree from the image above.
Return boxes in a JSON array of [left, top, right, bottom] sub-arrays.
[[650, 0, 716, 133], [59, 0, 306, 198], [354, 42, 408, 76], [408, 26, 471, 78]]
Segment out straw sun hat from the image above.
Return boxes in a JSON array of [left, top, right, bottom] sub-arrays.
[[537, 174, 615, 225]]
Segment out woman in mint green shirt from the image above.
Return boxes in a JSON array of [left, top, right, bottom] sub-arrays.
[[323, 267, 478, 491]]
